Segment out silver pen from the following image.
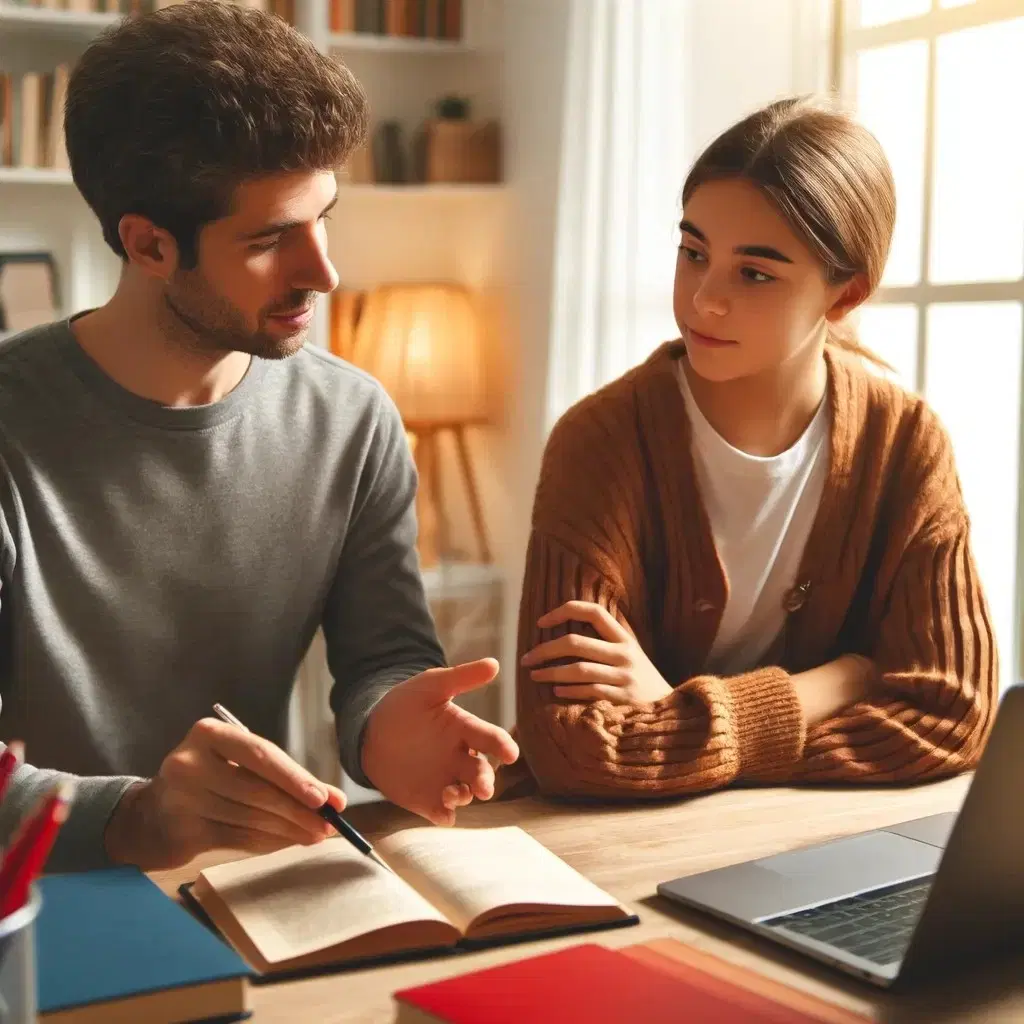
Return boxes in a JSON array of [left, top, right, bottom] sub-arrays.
[[212, 703, 393, 873]]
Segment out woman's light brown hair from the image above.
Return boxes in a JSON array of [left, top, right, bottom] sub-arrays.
[[682, 95, 895, 366]]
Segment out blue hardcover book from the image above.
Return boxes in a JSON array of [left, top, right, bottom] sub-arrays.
[[36, 867, 252, 1023]]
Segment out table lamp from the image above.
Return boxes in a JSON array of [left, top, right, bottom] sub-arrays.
[[350, 282, 491, 567]]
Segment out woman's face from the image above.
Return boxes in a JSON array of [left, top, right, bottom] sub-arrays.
[[673, 178, 859, 383]]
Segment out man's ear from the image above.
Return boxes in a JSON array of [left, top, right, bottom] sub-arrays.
[[118, 214, 180, 281], [825, 272, 871, 323]]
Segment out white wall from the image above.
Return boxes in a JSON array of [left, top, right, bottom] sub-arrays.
[[684, 0, 832, 158], [0, 188, 120, 322], [494, 0, 574, 725]]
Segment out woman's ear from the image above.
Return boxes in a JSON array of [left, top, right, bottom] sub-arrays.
[[825, 273, 871, 323]]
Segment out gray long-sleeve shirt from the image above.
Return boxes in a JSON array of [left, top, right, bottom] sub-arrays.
[[0, 319, 445, 871]]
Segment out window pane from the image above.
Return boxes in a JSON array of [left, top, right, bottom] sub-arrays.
[[856, 304, 918, 388], [856, 42, 928, 287], [930, 19, 1024, 283], [925, 302, 1023, 691], [858, 0, 930, 27]]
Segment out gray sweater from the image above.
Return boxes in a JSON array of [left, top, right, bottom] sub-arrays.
[[0, 320, 445, 871]]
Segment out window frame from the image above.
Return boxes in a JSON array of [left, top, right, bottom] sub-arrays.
[[833, 0, 1024, 686]]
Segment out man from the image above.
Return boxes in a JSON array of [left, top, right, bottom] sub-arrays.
[[0, 0, 517, 872]]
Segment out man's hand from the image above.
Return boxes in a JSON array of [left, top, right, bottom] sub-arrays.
[[104, 719, 346, 870], [522, 601, 674, 705], [361, 659, 519, 827]]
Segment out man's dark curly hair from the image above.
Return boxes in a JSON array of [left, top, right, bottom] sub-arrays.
[[65, 0, 368, 268]]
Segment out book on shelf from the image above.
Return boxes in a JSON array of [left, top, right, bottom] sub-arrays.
[[333, 0, 462, 40], [0, 68, 70, 173], [179, 825, 639, 981]]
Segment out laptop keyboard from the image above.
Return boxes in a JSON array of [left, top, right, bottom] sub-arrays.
[[761, 877, 933, 966]]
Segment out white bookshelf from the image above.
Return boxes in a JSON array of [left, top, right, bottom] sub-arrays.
[[0, 3, 118, 43], [339, 183, 502, 197], [422, 561, 502, 601], [0, 0, 505, 312], [0, 169, 502, 198], [328, 31, 472, 55], [0, 167, 73, 185]]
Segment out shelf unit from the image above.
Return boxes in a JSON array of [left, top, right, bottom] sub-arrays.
[[0, 3, 117, 41], [0, 169, 503, 196], [328, 30, 472, 54], [0, 169, 505, 195], [0, 167, 75, 186], [0, 0, 506, 314]]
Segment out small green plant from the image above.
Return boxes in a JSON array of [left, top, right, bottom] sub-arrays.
[[435, 95, 471, 120]]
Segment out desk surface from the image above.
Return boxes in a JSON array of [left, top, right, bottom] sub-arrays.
[[152, 774, 1024, 1023]]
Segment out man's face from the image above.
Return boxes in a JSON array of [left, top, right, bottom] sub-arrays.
[[164, 169, 340, 360]]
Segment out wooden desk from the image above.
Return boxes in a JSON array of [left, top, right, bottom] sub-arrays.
[[151, 775, 1024, 1023]]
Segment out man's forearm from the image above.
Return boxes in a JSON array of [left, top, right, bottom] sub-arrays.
[[0, 756, 145, 873], [334, 663, 442, 789]]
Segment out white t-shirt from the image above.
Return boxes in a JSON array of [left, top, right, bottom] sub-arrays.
[[677, 362, 831, 675]]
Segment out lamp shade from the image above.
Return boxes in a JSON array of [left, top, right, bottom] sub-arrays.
[[350, 283, 489, 428]]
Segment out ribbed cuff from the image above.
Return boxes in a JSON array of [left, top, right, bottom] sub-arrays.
[[723, 667, 805, 780], [46, 774, 146, 873], [336, 680, 396, 790]]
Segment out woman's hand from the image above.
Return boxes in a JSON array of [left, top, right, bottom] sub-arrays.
[[521, 601, 674, 705]]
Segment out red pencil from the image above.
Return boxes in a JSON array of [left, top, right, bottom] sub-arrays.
[[0, 780, 76, 919], [0, 741, 24, 805]]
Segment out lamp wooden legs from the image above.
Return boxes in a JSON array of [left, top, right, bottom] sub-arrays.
[[453, 425, 491, 563], [411, 430, 441, 569], [410, 426, 491, 567]]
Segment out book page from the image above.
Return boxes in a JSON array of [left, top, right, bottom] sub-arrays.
[[377, 826, 624, 936], [197, 837, 454, 966]]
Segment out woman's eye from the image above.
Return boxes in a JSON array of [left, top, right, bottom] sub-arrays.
[[680, 246, 707, 264], [742, 267, 775, 284]]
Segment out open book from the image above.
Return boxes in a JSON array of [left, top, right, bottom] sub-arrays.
[[183, 826, 637, 979]]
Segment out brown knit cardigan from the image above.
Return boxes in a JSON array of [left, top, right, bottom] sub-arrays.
[[513, 341, 997, 796]]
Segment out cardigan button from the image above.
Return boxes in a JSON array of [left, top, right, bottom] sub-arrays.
[[782, 581, 811, 612]]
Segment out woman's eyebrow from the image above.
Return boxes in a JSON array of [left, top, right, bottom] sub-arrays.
[[679, 219, 793, 264]]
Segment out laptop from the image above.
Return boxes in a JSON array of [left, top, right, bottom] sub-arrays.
[[657, 683, 1024, 988]]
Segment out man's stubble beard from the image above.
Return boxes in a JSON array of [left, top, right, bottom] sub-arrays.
[[163, 271, 308, 361]]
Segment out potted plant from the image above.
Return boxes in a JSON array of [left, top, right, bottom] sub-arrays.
[[419, 94, 501, 184]]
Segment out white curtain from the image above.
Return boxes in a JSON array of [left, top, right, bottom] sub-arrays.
[[545, 0, 689, 426]]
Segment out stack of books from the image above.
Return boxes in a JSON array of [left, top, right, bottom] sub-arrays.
[[0, 67, 70, 172], [330, 0, 462, 40]]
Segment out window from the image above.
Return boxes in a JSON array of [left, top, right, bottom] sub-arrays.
[[838, 0, 1024, 690]]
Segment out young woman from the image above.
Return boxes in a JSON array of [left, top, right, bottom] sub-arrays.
[[513, 96, 997, 798]]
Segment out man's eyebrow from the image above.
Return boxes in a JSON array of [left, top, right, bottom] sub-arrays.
[[679, 219, 793, 264], [238, 192, 339, 241]]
